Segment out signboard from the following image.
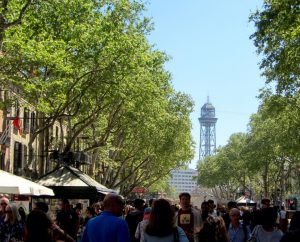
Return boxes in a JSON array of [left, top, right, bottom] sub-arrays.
[[131, 187, 146, 193]]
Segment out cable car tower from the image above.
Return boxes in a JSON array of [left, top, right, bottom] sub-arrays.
[[199, 97, 217, 161]]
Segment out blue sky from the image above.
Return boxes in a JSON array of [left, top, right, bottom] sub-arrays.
[[146, 0, 264, 168]]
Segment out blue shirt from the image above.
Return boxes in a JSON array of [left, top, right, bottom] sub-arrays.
[[81, 211, 130, 242], [227, 223, 250, 242]]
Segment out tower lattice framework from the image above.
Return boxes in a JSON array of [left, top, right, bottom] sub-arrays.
[[199, 97, 217, 161]]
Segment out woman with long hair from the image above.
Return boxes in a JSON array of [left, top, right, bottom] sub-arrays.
[[198, 215, 228, 242], [144, 199, 189, 242], [0, 203, 25, 242]]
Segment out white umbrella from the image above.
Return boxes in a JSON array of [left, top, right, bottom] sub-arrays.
[[0, 170, 54, 196]]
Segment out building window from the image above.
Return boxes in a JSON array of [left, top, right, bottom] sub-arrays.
[[0, 150, 5, 170], [30, 112, 36, 133], [23, 108, 30, 133], [13, 142, 23, 175], [55, 126, 59, 141]]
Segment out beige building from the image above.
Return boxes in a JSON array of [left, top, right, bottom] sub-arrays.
[[0, 86, 64, 177]]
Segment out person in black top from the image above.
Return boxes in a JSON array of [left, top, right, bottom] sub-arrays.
[[56, 199, 79, 240], [222, 201, 237, 230], [280, 211, 300, 242], [126, 198, 145, 242], [201, 201, 209, 222]]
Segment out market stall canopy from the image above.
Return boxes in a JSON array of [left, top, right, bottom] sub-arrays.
[[236, 196, 256, 206], [0, 170, 54, 196], [37, 165, 116, 199]]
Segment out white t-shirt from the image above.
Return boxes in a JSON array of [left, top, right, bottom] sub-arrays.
[[254, 225, 283, 242]]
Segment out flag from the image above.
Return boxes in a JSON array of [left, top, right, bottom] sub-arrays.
[[12, 116, 22, 135]]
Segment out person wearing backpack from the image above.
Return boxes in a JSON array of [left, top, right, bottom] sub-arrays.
[[227, 208, 251, 242]]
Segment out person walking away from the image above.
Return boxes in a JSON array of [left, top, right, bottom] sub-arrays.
[[227, 208, 250, 242], [126, 198, 145, 242], [198, 215, 228, 242], [249, 207, 283, 242], [24, 209, 53, 242], [250, 198, 271, 230], [81, 193, 130, 242], [176, 192, 202, 242], [135, 207, 151, 242], [0, 203, 25, 242], [278, 206, 288, 233], [144, 198, 189, 242], [280, 211, 300, 242]]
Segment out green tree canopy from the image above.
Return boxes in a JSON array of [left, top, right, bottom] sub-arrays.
[[250, 0, 300, 95], [0, 0, 195, 195]]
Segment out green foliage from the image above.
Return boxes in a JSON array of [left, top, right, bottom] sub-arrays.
[[197, 133, 251, 200], [0, 0, 195, 195], [195, 0, 300, 201], [250, 0, 300, 95]]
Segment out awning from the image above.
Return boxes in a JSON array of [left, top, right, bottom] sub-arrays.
[[0, 170, 54, 196], [236, 196, 256, 204], [37, 165, 116, 199]]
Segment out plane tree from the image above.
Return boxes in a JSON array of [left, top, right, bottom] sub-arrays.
[[250, 0, 300, 95], [197, 133, 251, 201], [0, 0, 196, 194], [246, 95, 300, 198], [0, 0, 163, 170]]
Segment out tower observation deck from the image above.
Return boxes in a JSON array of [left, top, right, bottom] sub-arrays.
[[198, 97, 217, 161]]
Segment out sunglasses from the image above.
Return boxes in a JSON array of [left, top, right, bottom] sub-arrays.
[[1, 203, 7, 206]]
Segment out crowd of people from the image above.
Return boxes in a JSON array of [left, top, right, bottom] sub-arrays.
[[81, 193, 300, 242], [0, 193, 300, 242]]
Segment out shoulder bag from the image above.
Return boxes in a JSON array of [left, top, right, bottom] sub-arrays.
[[247, 225, 261, 242]]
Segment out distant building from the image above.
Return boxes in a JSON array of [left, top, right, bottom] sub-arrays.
[[169, 169, 199, 194]]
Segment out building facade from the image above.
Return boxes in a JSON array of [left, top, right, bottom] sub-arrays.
[[169, 169, 199, 194], [0, 86, 65, 177]]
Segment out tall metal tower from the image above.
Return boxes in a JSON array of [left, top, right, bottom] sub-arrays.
[[199, 97, 217, 160]]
